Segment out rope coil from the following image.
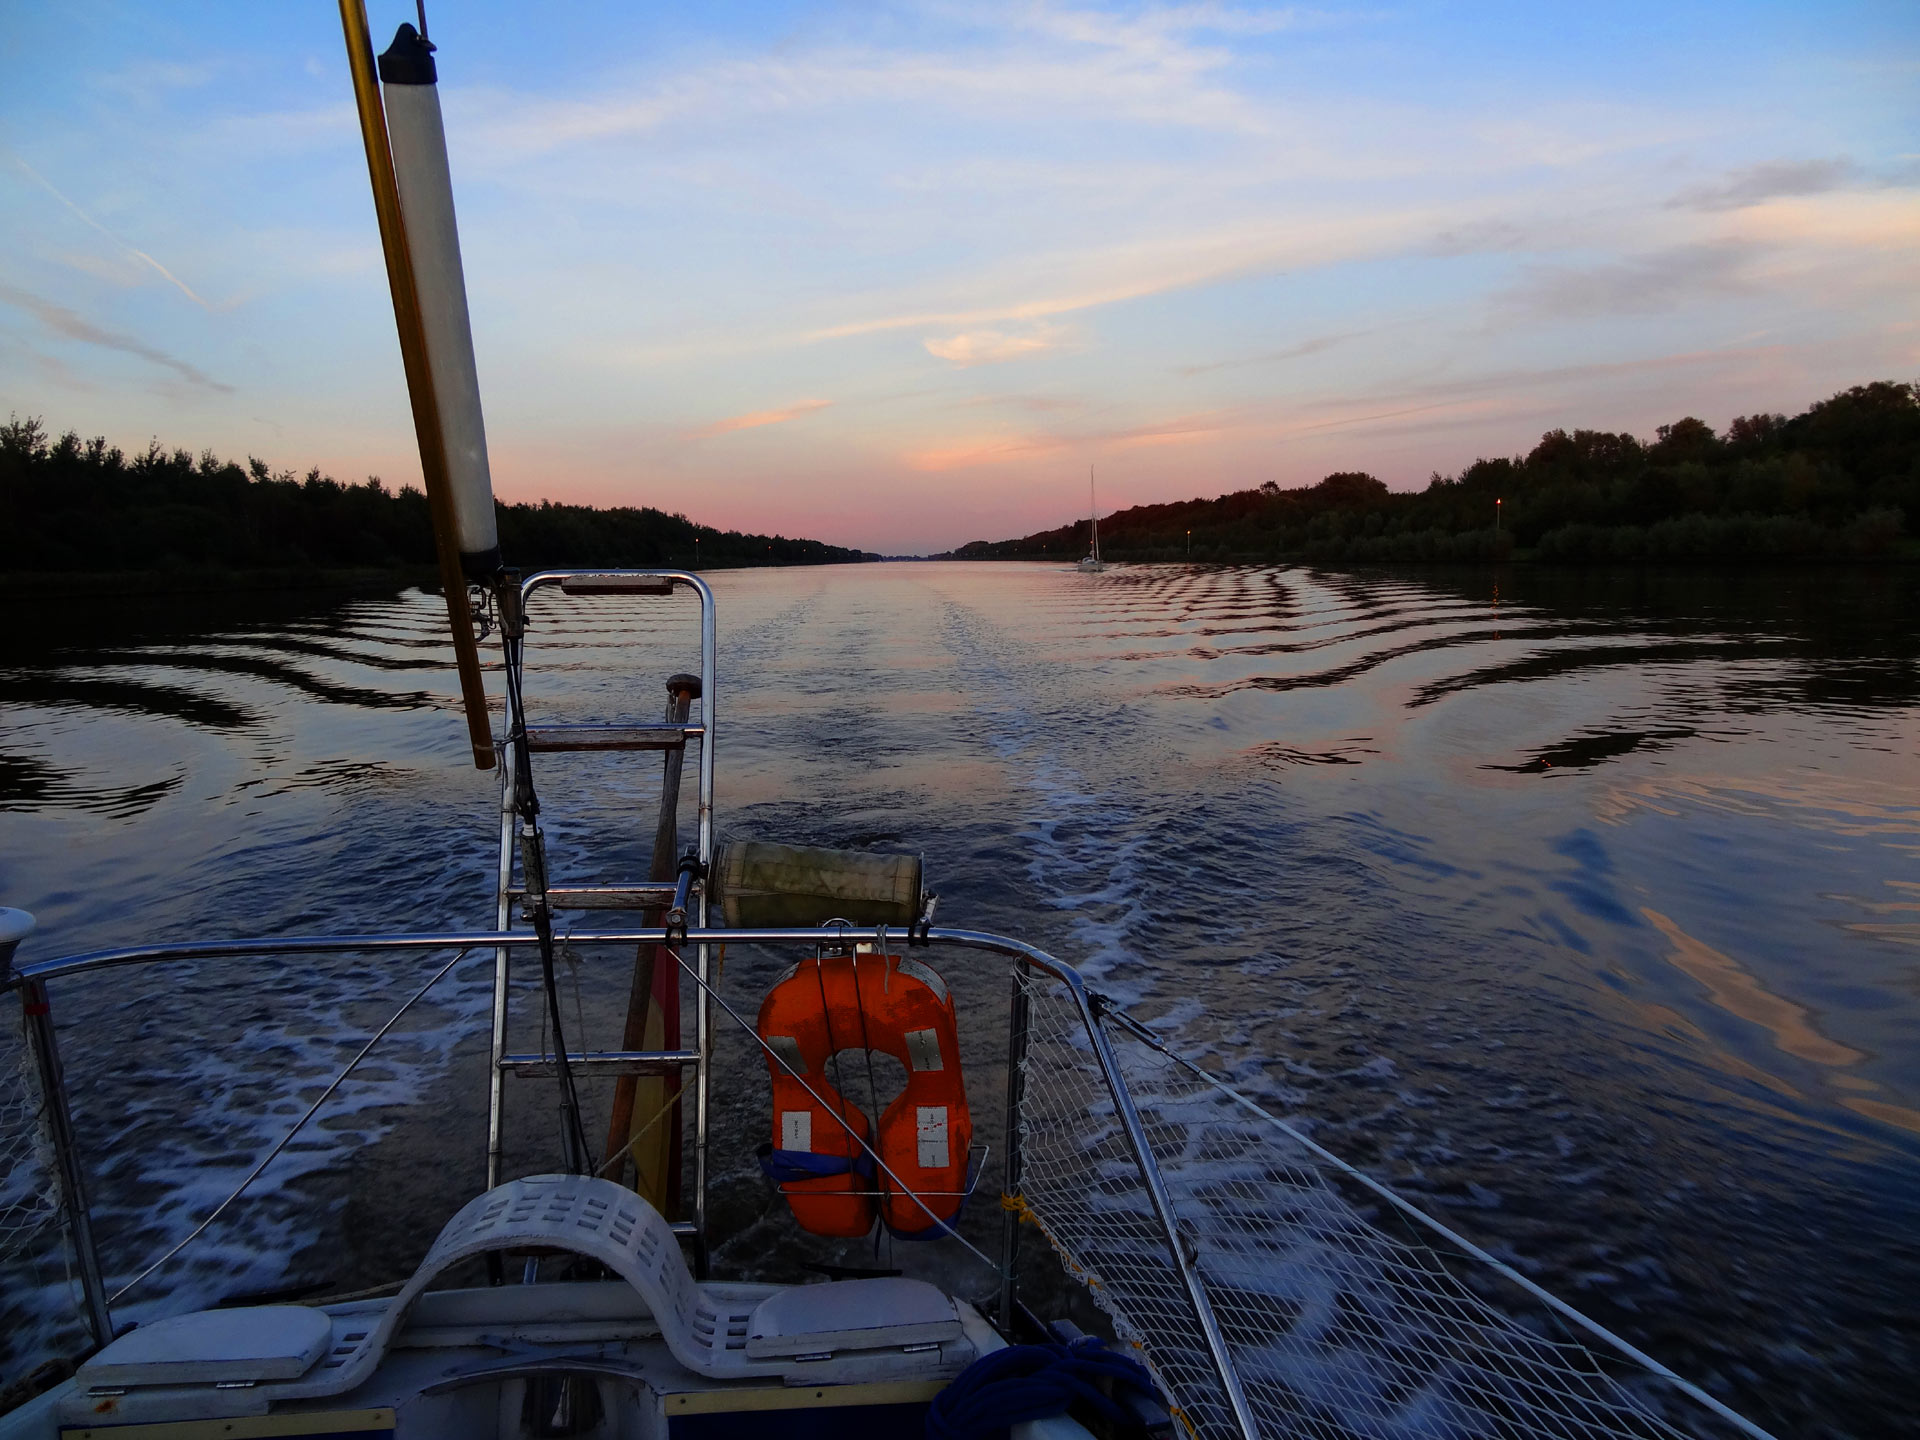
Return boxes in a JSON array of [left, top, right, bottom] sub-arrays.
[[926, 1336, 1163, 1440]]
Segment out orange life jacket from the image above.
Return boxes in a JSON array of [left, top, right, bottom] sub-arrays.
[[756, 952, 973, 1240]]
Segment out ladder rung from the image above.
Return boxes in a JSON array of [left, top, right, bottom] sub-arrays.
[[502, 1049, 702, 1078], [524, 722, 703, 753], [513, 885, 678, 910], [560, 575, 675, 596]]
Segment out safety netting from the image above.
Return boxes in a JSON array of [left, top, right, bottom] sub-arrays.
[[1008, 967, 1759, 1440], [0, 996, 85, 1400]]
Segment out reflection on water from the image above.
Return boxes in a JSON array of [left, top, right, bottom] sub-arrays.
[[1639, 908, 1864, 1068], [1, 562, 1917, 1436], [1483, 728, 1696, 773]]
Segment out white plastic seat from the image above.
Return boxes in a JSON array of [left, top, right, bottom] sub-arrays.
[[69, 1172, 975, 1425], [287, 1173, 973, 1394]]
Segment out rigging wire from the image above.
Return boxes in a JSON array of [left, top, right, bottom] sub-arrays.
[[108, 946, 475, 1305], [667, 943, 1006, 1281], [500, 595, 593, 1176], [849, 939, 891, 1266], [808, 949, 849, 1140], [1104, 1006, 1781, 1440], [562, 932, 600, 1145], [803, 934, 897, 1261]]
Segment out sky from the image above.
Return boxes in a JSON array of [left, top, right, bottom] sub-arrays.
[[2, 2, 1916, 554]]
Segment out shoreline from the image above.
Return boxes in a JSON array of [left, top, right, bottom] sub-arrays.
[[938, 548, 1920, 567], [0, 566, 436, 600], [0, 556, 889, 600]]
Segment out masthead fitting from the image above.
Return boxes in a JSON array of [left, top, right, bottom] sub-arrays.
[[376, 22, 436, 84]]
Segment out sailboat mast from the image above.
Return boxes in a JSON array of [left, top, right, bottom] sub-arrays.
[[1090, 465, 1100, 562], [338, 0, 494, 768]]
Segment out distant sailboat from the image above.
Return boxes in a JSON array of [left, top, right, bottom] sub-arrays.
[[1078, 465, 1106, 572]]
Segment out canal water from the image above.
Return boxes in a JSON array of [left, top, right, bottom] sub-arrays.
[[1, 562, 1915, 1436]]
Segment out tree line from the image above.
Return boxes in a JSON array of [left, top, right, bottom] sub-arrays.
[[952, 381, 1920, 564], [1, 417, 871, 577]]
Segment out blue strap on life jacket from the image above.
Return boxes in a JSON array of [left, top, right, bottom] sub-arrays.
[[924, 1335, 1161, 1440], [886, 1148, 984, 1241], [757, 1146, 876, 1185]]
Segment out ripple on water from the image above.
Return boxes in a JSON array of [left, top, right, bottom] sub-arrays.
[[0, 563, 1915, 1436]]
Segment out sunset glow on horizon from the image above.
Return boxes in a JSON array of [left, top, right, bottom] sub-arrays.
[[3, 2, 1916, 554]]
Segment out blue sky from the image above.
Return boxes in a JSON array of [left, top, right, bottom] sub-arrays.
[[3, 2, 1916, 552]]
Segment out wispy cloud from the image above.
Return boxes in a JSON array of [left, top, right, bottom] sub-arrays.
[[409, 6, 1789, 377], [798, 205, 1451, 348], [4, 2, 1910, 553], [1110, 411, 1231, 449], [8, 153, 213, 310], [457, 4, 1336, 160], [0, 283, 231, 392], [924, 323, 1064, 366], [1729, 190, 1920, 251], [93, 58, 221, 101], [1498, 242, 1758, 318], [905, 406, 1235, 471], [1671, 158, 1853, 212], [1176, 328, 1362, 376], [690, 398, 831, 438], [906, 432, 1064, 472], [1244, 339, 1804, 455]]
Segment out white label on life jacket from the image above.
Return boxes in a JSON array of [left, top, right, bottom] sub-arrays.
[[916, 1106, 949, 1169], [767, 1034, 806, 1075], [904, 1027, 944, 1072], [782, 1110, 812, 1152]]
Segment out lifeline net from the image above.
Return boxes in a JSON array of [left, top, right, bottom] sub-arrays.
[[1, 997, 80, 1395], [1010, 969, 1752, 1440], [0, 1007, 60, 1268]]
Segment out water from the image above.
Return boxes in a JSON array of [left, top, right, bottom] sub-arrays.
[[1, 563, 1915, 1435]]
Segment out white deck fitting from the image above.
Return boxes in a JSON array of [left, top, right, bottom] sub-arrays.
[[63, 1174, 976, 1427], [747, 1276, 962, 1359], [77, 1306, 331, 1387]]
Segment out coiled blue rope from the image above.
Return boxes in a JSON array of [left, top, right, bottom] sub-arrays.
[[925, 1335, 1161, 1440]]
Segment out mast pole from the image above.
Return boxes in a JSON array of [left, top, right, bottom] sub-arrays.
[[1090, 464, 1099, 563], [338, 0, 495, 770]]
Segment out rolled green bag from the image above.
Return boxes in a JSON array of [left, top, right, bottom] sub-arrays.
[[709, 840, 923, 929]]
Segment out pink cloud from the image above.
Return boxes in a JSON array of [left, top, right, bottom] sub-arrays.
[[690, 398, 831, 438], [923, 324, 1063, 366]]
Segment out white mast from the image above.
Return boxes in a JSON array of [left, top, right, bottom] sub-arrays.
[[1078, 464, 1105, 571], [1090, 465, 1100, 563]]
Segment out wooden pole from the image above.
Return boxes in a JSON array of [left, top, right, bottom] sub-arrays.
[[602, 675, 699, 1213], [339, 0, 495, 770]]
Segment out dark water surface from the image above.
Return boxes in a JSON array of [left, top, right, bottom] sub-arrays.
[[2, 563, 1916, 1435]]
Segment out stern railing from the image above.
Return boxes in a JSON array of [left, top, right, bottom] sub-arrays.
[[3, 925, 1775, 1440]]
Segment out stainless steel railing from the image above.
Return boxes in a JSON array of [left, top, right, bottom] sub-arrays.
[[0, 922, 1250, 1432], [2, 920, 1781, 1440], [490, 570, 718, 1260]]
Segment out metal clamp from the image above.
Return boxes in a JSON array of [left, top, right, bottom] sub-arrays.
[[495, 569, 527, 640], [664, 850, 705, 948], [910, 892, 940, 947], [467, 583, 495, 642]]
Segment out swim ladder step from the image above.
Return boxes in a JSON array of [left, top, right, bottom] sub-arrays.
[[524, 722, 704, 752]]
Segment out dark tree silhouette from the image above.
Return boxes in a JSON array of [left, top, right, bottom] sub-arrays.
[[953, 381, 1918, 564], [2, 420, 870, 577]]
